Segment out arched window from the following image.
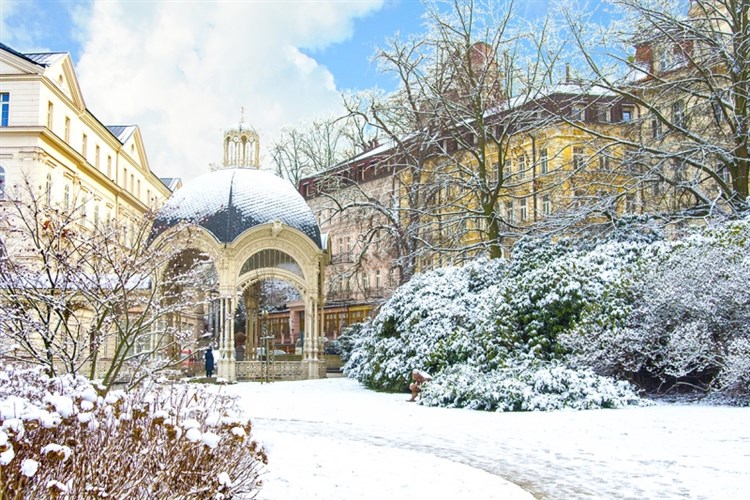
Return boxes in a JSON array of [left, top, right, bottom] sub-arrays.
[[240, 249, 303, 278]]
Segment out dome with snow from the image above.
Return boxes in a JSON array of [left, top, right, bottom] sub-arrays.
[[152, 168, 322, 247]]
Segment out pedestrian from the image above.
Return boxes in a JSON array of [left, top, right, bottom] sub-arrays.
[[408, 369, 432, 402], [205, 346, 215, 378]]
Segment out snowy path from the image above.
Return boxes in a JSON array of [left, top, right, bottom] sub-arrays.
[[223, 378, 750, 499]]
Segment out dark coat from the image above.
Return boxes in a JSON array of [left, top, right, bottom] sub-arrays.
[[205, 349, 215, 372]]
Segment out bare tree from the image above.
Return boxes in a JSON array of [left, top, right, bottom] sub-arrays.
[[270, 116, 365, 186], [0, 176, 209, 392], [561, 0, 750, 217], [309, 0, 567, 283]]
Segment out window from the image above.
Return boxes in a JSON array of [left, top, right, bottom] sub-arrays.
[[595, 105, 609, 122], [573, 147, 585, 170], [64, 117, 71, 142], [519, 198, 528, 221], [571, 104, 585, 121], [518, 156, 527, 179], [599, 155, 610, 170], [81, 192, 88, 221], [672, 100, 685, 128], [505, 200, 514, 224], [657, 47, 672, 72], [650, 111, 663, 139], [93, 203, 100, 228], [95, 145, 101, 169], [503, 159, 512, 179], [130, 174, 134, 192], [540, 149, 549, 174], [82, 134, 88, 157], [626, 194, 636, 213], [0, 93, 9, 126], [720, 164, 731, 184], [0, 166, 5, 199], [107, 156, 112, 178], [362, 273, 370, 290], [63, 184, 70, 209], [346, 236, 352, 253], [375, 269, 381, 289], [137, 179, 141, 198], [621, 105, 634, 122], [47, 101, 54, 129], [123, 168, 128, 188], [45, 173, 52, 204], [542, 194, 551, 215], [338, 238, 343, 256], [712, 97, 724, 124]]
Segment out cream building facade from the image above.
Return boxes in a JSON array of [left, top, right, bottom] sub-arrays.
[[0, 43, 173, 233]]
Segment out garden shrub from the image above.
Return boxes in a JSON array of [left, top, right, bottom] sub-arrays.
[[0, 366, 267, 498]]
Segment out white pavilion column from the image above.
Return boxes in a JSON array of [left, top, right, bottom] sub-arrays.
[[303, 295, 323, 379], [217, 294, 237, 381]]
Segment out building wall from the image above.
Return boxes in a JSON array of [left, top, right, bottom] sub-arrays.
[[0, 47, 171, 235]]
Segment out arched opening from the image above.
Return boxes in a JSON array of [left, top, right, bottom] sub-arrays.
[[240, 249, 304, 279], [158, 248, 218, 375]]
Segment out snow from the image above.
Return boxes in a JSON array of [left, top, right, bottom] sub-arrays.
[[201, 431, 221, 449], [185, 427, 202, 442], [222, 378, 750, 499], [41, 444, 72, 461], [21, 458, 39, 478], [43, 395, 74, 418]]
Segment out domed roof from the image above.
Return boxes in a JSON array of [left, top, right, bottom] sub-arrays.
[[152, 168, 322, 247]]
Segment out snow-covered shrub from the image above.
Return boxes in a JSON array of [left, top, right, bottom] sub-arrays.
[[564, 218, 750, 402], [488, 237, 648, 359], [344, 258, 506, 391], [0, 366, 266, 498], [418, 354, 644, 411]]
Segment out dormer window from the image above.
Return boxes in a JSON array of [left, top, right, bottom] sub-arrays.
[[571, 104, 585, 121], [621, 105, 635, 122]]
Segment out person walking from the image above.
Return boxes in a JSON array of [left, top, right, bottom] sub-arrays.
[[205, 347, 215, 378]]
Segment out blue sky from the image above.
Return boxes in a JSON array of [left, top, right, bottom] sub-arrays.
[[1, 0, 438, 180], [2, 0, 429, 92], [0, 0, 596, 182]]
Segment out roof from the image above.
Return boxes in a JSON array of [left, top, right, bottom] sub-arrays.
[[159, 177, 182, 192], [22, 52, 67, 66], [152, 168, 323, 247], [0, 42, 44, 66], [106, 125, 137, 143]]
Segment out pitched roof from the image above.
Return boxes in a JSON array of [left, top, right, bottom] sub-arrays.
[[22, 52, 67, 66], [106, 125, 137, 144]]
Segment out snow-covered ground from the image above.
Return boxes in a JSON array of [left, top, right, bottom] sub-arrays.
[[222, 377, 750, 499]]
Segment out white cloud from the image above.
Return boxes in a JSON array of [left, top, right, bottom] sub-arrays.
[[73, 0, 383, 183]]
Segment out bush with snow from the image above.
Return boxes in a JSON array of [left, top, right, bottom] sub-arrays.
[[345, 258, 506, 392], [563, 218, 750, 402], [419, 354, 644, 411], [345, 217, 750, 408], [0, 366, 266, 498]]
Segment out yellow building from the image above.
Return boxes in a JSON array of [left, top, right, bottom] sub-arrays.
[[0, 42, 173, 235]]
